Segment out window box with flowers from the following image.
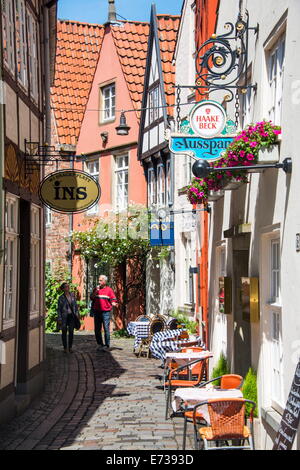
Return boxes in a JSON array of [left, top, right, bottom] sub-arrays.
[[187, 121, 281, 205]]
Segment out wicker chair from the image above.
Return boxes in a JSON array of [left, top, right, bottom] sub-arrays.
[[136, 315, 151, 322], [137, 317, 165, 358], [182, 374, 243, 450], [165, 357, 208, 420], [193, 398, 256, 450], [167, 318, 179, 330]]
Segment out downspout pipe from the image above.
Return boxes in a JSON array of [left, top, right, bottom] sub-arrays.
[[43, 2, 51, 145]]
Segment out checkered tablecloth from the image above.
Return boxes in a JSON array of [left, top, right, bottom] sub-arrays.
[[150, 329, 205, 362], [127, 321, 150, 350]]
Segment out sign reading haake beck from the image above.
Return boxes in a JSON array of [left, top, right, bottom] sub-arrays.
[[189, 100, 227, 138], [39, 170, 101, 213]]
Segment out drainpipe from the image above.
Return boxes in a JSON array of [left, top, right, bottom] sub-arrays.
[[43, 3, 51, 145], [0, 24, 4, 323]]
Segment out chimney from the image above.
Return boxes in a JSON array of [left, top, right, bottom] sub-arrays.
[[108, 0, 117, 23]]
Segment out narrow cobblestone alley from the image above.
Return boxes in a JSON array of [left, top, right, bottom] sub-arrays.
[[0, 333, 193, 451]]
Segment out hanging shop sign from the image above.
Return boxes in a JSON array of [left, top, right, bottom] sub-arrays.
[[169, 135, 233, 162], [39, 170, 101, 213], [167, 100, 235, 162], [150, 221, 174, 246], [189, 100, 227, 138]]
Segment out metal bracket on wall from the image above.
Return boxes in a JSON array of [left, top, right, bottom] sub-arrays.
[[24, 140, 82, 177]]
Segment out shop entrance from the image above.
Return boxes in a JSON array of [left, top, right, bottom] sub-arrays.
[[232, 246, 252, 377]]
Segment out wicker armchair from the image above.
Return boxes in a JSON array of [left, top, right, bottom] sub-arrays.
[[193, 398, 256, 450], [136, 315, 151, 322], [137, 317, 165, 358], [182, 374, 243, 450]]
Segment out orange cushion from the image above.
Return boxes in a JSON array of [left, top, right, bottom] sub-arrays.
[[184, 410, 204, 421], [164, 380, 200, 387], [199, 425, 251, 440]]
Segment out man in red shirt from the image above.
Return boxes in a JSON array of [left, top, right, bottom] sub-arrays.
[[90, 275, 117, 351]]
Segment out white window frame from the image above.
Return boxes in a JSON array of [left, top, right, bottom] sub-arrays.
[[2, 0, 16, 75], [29, 204, 41, 317], [100, 83, 116, 122], [27, 8, 38, 101], [166, 160, 172, 206], [149, 85, 159, 123], [3, 194, 19, 327], [157, 163, 165, 208], [16, 0, 28, 89], [267, 35, 285, 125], [260, 228, 284, 411], [115, 154, 128, 211], [148, 167, 156, 207], [86, 160, 99, 216]]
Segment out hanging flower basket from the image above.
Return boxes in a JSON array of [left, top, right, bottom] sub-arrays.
[[222, 178, 245, 190], [208, 189, 224, 201], [187, 120, 281, 205]]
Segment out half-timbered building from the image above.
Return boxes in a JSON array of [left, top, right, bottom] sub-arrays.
[[0, 0, 57, 424]]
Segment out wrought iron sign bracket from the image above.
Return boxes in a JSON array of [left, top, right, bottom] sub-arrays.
[[193, 10, 258, 102], [24, 140, 86, 177]]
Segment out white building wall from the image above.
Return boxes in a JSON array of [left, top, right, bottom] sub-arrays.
[[208, 0, 300, 449], [173, 0, 198, 318]]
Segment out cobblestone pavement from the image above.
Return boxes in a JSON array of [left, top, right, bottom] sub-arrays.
[[0, 333, 195, 450]]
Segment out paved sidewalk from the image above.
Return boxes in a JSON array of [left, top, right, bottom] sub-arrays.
[[0, 333, 194, 450]]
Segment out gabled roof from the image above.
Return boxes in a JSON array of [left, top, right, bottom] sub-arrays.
[[111, 21, 150, 116], [51, 14, 179, 147], [156, 15, 180, 116], [51, 20, 105, 146]]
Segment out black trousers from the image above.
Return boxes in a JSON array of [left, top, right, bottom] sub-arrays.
[[61, 315, 75, 349]]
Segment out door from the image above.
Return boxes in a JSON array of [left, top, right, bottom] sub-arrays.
[[232, 250, 251, 376]]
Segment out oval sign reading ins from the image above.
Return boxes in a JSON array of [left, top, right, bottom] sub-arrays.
[[39, 170, 101, 213]]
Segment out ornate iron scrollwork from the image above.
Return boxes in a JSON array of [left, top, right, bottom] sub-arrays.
[[195, 11, 258, 102], [24, 140, 81, 177]]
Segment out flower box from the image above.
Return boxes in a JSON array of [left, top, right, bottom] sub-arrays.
[[222, 179, 245, 190], [257, 143, 279, 164], [208, 190, 224, 201]]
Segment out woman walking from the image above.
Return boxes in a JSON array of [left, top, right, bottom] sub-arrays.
[[57, 282, 80, 353]]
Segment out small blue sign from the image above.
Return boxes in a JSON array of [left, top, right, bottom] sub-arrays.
[[150, 221, 174, 246], [169, 135, 234, 161]]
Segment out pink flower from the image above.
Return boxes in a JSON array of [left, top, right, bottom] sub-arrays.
[[247, 153, 255, 161], [250, 141, 258, 147], [274, 129, 281, 135]]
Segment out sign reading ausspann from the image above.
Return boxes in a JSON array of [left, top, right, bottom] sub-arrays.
[[39, 170, 100, 213], [167, 100, 235, 162], [273, 359, 300, 450]]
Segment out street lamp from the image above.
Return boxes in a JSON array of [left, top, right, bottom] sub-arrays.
[[116, 111, 130, 136]]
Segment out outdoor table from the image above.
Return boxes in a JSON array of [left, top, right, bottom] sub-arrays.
[[172, 387, 243, 424], [150, 329, 205, 363], [164, 350, 213, 386], [127, 321, 150, 350]]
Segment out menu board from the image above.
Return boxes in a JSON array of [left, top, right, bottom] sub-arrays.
[[273, 359, 300, 450]]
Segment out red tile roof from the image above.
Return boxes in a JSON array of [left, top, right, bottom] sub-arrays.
[[51, 15, 180, 145], [157, 15, 180, 116], [111, 21, 150, 118], [51, 20, 105, 146]]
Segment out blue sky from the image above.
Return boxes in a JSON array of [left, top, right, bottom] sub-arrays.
[[58, 0, 183, 24]]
